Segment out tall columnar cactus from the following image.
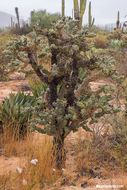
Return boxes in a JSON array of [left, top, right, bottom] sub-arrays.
[[11, 17, 13, 28], [80, 0, 87, 26], [88, 2, 95, 30], [116, 11, 120, 29], [73, 0, 87, 27], [73, 0, 79, 20], [15, 7, 20, 28], [62, 0, 65, 17]]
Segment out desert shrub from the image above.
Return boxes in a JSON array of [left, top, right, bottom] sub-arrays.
[[0, 34, 12, 80], [108, 113, 127, 170], [76, 112, 127, 175], [93, 34, 109, 49], [0, 93, 36, 140], [10, 24, 31, 35], [30, 9, 60, 29], [108, 29, 122, 40]]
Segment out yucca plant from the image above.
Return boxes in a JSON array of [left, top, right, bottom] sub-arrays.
[[0, 93, 36, 139]]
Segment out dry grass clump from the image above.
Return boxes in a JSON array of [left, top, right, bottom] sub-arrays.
[[0, 130, 58, 190], [93, 34, 109, 49]]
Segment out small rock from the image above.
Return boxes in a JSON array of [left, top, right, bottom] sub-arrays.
[[22, 179, 27, 185], [20, 84, 31, 91], [9, 72, 25, 80], [16, 167, 23, 174], [81, 181, 88, 188], [30, 159, 38, 165]]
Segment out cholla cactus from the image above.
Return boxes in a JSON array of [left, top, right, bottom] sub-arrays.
[[6, 18, 120, 169]]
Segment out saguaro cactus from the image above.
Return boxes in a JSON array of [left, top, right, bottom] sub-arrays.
[[73, 0, 79, 20], [88, 2, 95, 30], [62, 0, 65, 17], [116, 11, 120, 29], [73, 0, 87, 27], [11, 17, 13, 28], [15, 7, 20, 28], [80, 0, 87, 26]]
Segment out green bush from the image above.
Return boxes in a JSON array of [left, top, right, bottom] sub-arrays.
[[0, 93, 36, 139], [30, 10, 60, 29], [109, 39, 124, 49]]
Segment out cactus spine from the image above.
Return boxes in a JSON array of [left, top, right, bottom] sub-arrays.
[[15, 7, 20, 28], [116, 11, 120, 29], [73, 0, 87, 28], [88, 2, 95, 30], [62, 0, 65, 17]]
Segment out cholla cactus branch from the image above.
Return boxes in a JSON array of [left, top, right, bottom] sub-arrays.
[[28, 51, 49, 84]]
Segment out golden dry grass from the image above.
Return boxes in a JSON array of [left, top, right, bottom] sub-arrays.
[[0, 129, 58, 190], [93, 34, 109, 49]]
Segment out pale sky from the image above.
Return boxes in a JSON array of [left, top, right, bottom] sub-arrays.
[[0, 0, 127, 25]]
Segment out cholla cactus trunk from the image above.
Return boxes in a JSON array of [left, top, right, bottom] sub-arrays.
[[116, 11, 120, 29], [15, 7, 20, 28], [62, 0, 65, 17]]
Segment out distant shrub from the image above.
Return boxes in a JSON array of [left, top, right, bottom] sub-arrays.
[[108, 29, 122, 40], [10, 23, 31, 35], [30, 9, 60, 29]]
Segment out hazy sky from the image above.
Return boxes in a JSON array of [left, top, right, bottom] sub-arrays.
[[1, 0, 127, 25]]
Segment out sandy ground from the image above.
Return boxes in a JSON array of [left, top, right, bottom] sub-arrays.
[[0, 80, 30, 102], [0, 156, 26, 176]]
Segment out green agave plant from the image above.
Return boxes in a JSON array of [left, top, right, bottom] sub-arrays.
[[0, 92, 36, 139], [110, 39, 124, 49]]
